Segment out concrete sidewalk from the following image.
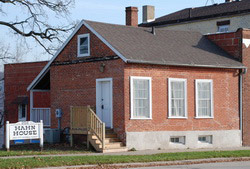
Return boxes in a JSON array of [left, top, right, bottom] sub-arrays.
[[35, 157, 250, 169], [1, 146, 250, 159]]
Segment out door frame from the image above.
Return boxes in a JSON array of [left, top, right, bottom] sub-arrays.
[[96, 78, 113, 128]]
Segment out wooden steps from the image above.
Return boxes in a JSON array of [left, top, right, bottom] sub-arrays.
[[88, 129, 127, 153]]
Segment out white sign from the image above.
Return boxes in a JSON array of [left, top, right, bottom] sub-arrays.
[[6, 121, 43, 151]]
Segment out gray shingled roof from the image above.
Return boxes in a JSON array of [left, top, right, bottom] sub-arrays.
[[85, 20, 244, 68], [140, 0, 250, 27]]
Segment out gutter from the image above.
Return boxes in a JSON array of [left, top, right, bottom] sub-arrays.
[[127, 59, 246, 69], [240, 68, 247, 146]]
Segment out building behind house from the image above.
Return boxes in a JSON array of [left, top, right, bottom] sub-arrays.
[[140, 0, 250, 34], [4, 62, 50, 125]]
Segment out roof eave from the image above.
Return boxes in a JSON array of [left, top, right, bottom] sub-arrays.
[[140, 9, 250, 27], [127, 59, 246, 69]]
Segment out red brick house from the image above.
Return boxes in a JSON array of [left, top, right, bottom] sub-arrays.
[[21, 6, 248, 151], [4, 61, 50, 127], [6, 7, 250, 151]]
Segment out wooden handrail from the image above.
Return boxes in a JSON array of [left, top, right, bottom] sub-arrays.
[[87, 106, 105, 150]]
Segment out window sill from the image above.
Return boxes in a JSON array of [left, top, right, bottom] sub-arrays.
[[130, 118, 152, 120], [168, 117, 188, 119], [195, 117, 214, 119], [198, 141, 212, 144], [77, 54, 90, 57]]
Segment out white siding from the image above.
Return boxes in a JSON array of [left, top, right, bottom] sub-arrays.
[[160, 14, 250, 34]]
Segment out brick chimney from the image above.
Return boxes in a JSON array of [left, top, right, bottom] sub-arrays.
[[126, 7, 138, 27]]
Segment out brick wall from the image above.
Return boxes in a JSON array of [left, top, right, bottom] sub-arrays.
[[50, 24, 126, 139], [206, 30, 242, 60], [4, 61, 50, 123], [124, 64, 240, 134], [206, 29, 250, 146]]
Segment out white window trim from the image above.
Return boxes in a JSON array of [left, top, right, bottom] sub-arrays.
[[77, 33, 90, 57], [168, 78, 187, 119], [198, 135, 213, 144], [195, 79, 214, 119], [18, 104, 27, 122], [130, 76, 152, 120], [170, 136, 186, 145], [217, 25, 229, 33]]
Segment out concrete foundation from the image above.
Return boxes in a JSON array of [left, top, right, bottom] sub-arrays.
[[126, 130, 241, 150]]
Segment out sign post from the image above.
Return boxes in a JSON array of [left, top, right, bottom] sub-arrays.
[[5, 121, 43, 151], [5, 121, 9, 151]]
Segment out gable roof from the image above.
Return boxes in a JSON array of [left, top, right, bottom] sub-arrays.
[[140, 0, 250, 27], [27, 19, 244, 91], [86, 20, 243, 68]]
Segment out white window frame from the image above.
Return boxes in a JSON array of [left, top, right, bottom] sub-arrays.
[[170, 136, 185, 145], [195, 79, 214, 119], [77, 34, 90, 57], [168, 78, 187, 119], [198, 135, 213, 144], [18, 104, 27, 121], [217, 25, 229, 33], [130, 76, 152, 120]]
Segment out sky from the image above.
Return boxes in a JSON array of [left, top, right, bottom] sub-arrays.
[[0, 0, 226, 69]]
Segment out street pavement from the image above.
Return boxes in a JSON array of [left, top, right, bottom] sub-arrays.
[[129, 161, 250, 169]]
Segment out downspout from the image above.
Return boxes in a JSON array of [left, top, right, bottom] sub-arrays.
[[240, 68, 247, 145]]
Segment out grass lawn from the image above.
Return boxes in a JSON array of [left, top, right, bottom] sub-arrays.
[[1, 150, 250, 168], [0, 143, 91, 157]]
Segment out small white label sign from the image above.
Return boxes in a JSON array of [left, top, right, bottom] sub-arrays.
[[9, 121, 39, 140]]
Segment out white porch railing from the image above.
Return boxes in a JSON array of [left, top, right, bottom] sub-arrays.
[[31, 108, 51, 127]]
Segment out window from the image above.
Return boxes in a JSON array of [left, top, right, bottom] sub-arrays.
[[130, 76, 152, 119], [217, 20, 230, 33], [168, 78, 187, 118], [77, 34, 90, 57], [198, 135, 213, 144], [195, 80, 213, 118], [18, 104, 27, 121], [218, 25, 229, 33], [170, 136, 185, 144]]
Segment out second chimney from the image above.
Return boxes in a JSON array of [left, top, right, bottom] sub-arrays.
[[126, 7, 138, 27], [143, 5, 155, 23]]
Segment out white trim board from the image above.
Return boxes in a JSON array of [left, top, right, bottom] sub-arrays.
[[27, 20, 127, 91]]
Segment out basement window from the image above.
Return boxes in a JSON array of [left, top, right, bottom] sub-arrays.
[[170, 136, 185, 144], [198, 135, 212, 144], [78, 34, 90, 57]]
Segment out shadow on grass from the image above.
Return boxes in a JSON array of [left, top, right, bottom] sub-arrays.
[[0, 143, 95, 157]]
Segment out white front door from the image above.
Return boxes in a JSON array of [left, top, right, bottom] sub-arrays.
[[96, 78, 112, 128]]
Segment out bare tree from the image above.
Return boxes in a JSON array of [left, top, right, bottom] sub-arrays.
[[0, 0, 76, 55]]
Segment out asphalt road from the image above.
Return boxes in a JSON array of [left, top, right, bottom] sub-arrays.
[[129, 161, 250, 169]]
